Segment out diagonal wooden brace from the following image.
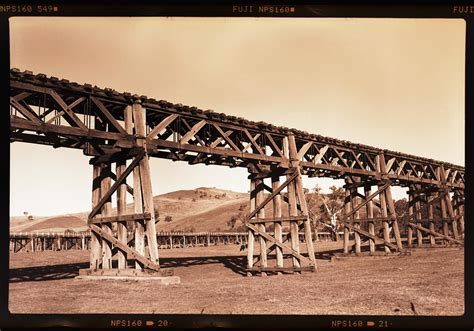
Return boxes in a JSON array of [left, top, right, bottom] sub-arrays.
[[180, 119, 206, 144], [90, 224, 160, 271], [49, 90, 88, 130], [147, 114, 179, 140], [246, 170, 298, 221], [344, 222, 401, 251], [341, 182, 390, 221], [212, 123, 241, 152], [45, 97, 86, 124], [264, 132, 284, 157], [243, 129, 264, 155], [408, 223, 463, 245], [88, 150, 144, 220], [246, 223, 313, 265], [10, 97, 42, 124], [253, 220, 305, 265], [91, 97, 127, 134]]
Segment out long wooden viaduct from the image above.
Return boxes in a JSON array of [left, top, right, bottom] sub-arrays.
[[9, 68, 465, 277]]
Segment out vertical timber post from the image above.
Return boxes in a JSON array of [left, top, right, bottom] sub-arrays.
[[351, 182, 361, 254], [415, 199, 423, 247], [287, 134, 316, 268], [444, 192, 459, 240], [100, 163, 113, 269], [90, 165, 102, 269], [132, 111, 145, 269], [293, 166, 316, 268], [115, 105, 133, 269], [272, 174, 284, 270], [365, 185, 375, 253], [456, 193, 465, 235], [377, 155, 391, 253], [428, 193, 436, 246], [440, 193, 449, 246], [247, 179, 256, 276], [343, 183, 351, 254], [379, 154, 403, 251], [256, 178, 267, 276], [286, 134, 301, 269], [132, 100, 159, 266], [407, 191, 414, 247]]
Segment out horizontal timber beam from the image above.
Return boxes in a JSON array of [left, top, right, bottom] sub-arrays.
[[248, 216, 307, 224], [91, 212, 152, 224]]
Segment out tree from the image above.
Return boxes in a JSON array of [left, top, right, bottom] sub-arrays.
[[308, 184, 345, 241], [164, 215, 173, 222], [227, 212, 247, 231], [227, 215, 238, 228]]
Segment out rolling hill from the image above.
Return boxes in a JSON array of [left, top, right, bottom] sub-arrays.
[[10, 188, 250, 233], [10, 187, 334, 233]]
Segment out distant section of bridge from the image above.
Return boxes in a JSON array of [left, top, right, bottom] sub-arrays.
[[10, 69, 464, 278], [9, 231, 250, 253]]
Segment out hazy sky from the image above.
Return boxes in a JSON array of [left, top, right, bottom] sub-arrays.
[[9, 17, 465, 216]]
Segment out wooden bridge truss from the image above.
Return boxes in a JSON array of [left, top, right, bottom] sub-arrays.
[[9, 69, 465, 277]]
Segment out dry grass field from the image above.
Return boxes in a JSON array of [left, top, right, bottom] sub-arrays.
[[9, 242, 464, 315]]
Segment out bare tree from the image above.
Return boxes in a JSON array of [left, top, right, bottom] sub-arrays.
[[313, 185, 345, 241]]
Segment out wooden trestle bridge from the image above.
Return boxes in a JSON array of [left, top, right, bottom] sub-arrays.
[[9, 231, 250, 253], [9, 231, 339, 253], [10, 69, 465, 277]]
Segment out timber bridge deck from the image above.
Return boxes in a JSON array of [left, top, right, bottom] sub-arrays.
[[10, 69, 464, 277]]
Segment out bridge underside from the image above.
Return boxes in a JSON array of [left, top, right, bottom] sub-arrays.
[[9, 69, 465, 277]]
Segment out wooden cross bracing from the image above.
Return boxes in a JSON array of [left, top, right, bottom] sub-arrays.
[[9, 69, 465, 276], [88, 102, 161, 274], [245, 134, 317, 276]]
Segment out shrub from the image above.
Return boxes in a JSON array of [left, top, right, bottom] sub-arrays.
[[227, 215, 238, 228], [164, 216, 173, 222]]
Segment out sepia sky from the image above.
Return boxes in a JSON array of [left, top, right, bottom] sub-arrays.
[[9, 17, 465, 216]]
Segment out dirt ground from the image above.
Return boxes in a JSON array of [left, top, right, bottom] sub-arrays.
[[8, 242, 464, 315]]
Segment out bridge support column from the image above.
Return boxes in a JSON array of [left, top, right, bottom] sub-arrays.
[[444, 191, 459, 240], [453, 191, 464, 235], [245, 133, 316, 276], [341, 154, 404, 256], [364, 185, 375, 254], [406, 185, 464, 247], [343, 183, 352, 254], [427, 193, 436, 246], [408, 185, 424, 247], [80, 100, 174, 279], [407, 193, 414, 247], [440, 192, 450, 246]]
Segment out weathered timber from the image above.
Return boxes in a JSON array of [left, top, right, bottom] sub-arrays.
[[248, 216, 307, 223], [408, 223, 463, 245], [91, 213, 152, 224]]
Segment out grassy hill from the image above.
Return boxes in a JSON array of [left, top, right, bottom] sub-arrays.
[[10, 188, 251, 233], [10, 187, 335, 233]]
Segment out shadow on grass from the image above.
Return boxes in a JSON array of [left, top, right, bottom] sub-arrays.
[[9, 262, 89, 283], [9, 247, 343, 282], [159, 255, 249, 276]]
